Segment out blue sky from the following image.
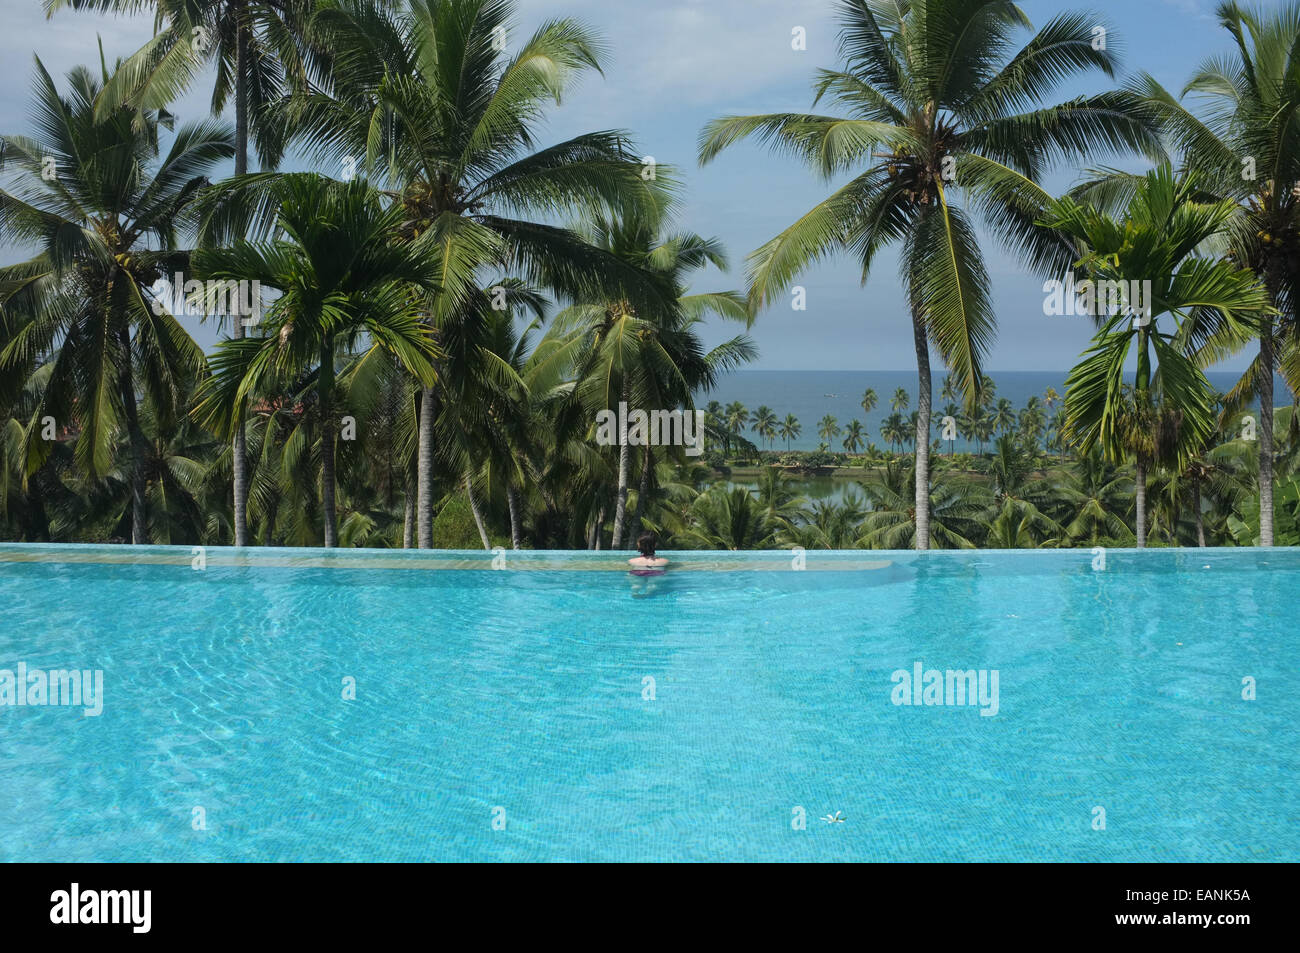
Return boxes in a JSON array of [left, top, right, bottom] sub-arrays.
[[0, 0, 1255, 372]]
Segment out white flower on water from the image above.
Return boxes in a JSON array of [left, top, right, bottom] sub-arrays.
[[821, 811, 845, 824]]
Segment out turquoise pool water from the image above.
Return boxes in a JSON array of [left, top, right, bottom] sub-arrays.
[[1, 544, 1296, 862]]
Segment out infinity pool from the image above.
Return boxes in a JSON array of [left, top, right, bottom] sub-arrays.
[[1, 544, 1295, 862]]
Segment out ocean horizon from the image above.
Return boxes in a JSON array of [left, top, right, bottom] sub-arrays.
[[699, 369, 1292, 453]]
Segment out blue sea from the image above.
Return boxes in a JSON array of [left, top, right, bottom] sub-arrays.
[[699, 370, 1291, 453]]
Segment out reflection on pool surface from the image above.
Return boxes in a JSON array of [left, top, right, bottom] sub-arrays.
[[1, 544, 1296, 861]]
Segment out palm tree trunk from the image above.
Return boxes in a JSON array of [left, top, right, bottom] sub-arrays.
[[262, 498, 277, 546], [321, 427, 338, 547], [117, 323, 148, 544], [631, 444, 652, 539], [230, 20, 251, 548], [592, 505, 606, 550], [1193, 481, 1205, 548], [319, 335, 338, 548], [28, 480, 50, 542], [1134, 460, 1147, 549], [465, 474, 490, 550], [507, 485, 522, 549], [610, 380, 631, 548], [402, 472, 415, 548], [416, 385, 437, 548], [911, 311, 931, 550], [1258, 320, 1275, 547]]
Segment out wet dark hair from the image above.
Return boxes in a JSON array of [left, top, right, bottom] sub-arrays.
[[636, 531, 657, 557]]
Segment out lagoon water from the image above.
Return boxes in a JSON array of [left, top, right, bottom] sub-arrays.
[[701, 370, 1289, 453]]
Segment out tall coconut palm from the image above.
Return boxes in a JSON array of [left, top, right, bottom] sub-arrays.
[[751, 405, 778, 448], [0, 59, 233, 543], [1018, 396, 1046, 448], [204, 0, 668, 548], [992, 397, 1017, 434], [842, 418, 865, 453], [49, 0, 318, 548], [1049, 166, 1269, 546], [191, 175, 442, 546], [724, 401, 750, 438], [699, 0, 1161, 548], [880, 411, 906, 453], [973, 410, 996, 456], [860, 387, 877, 416], [817, 414, 841, 445], [1046, 405, 1069, 461], [553, 207, 753, 548], [890, 387, 909, 413], [1114, 1, 1300, 546], [779, 413, 801, 450]]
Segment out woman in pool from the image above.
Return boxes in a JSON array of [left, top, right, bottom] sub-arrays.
[[628, 531, 668, 575]]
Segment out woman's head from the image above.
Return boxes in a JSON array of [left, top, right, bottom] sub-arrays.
[[637, 531, 657, 557]]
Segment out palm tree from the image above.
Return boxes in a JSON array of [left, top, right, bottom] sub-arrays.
[[972, 411, 996, 457], [817, 414, 841, 445], [699, 0, 1160, 548], [555, 206, 753, 548], [754, 465, 806, 523], [725, 401, 750, 440], [751, 405, 779, 449], [778, 491, 869, 549], [1182, 458, 1219, 547], [1059, 447, 1135, 546], [51, 0, 317, 548], [191, 175, 442, 547], [880, 412, 906, 453], [680, 486, 775, 549], [859, 462, 992, 549], [1018, 396, 1047, 450], [0, 59, 233, 543], [890, 387, 910, 414], [978, 375, 998, 409], [842, 419, 865, 454], [992, 398, 1017, 435], [860, 387, 877, 416], [1125, 1, 1300, 545], [778, 413, 801, 450], [209, 0, 667, 548], [1046, 406, 1069, 461], [1050, 167, 1269, 546]]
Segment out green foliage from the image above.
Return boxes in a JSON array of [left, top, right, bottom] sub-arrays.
[[432, 496, 483, 550]]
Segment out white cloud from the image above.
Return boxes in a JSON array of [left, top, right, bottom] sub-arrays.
[[513, 0, 836, 108]]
